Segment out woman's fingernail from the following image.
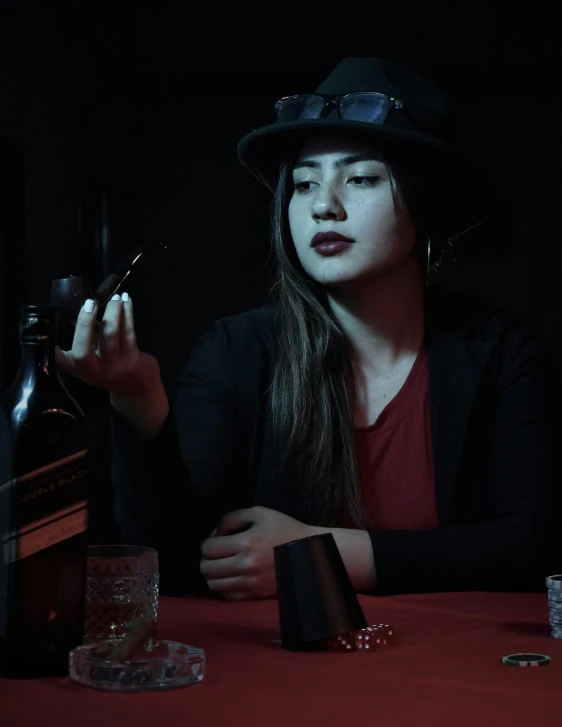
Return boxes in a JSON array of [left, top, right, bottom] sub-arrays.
[[111, 294, 121, 301], [121, 292, 129, 302], [84, 299, 95, 313]]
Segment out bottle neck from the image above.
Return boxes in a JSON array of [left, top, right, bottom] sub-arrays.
[[16, 343, 61, 389]]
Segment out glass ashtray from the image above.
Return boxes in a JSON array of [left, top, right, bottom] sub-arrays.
[[69, 640, 205, 692]]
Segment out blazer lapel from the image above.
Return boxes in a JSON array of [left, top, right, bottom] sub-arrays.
[[426, 288, 495, 524]]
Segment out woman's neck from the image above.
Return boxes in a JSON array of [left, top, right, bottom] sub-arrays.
[[327, 260, 425, 377]]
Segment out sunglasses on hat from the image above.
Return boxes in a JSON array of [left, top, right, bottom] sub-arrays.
[[274, 92, 404, 124]]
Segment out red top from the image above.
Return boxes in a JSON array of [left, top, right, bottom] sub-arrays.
[[343, 346, 438, 530]]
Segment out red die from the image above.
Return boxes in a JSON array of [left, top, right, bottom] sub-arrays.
[[327, 624, 395, 652]]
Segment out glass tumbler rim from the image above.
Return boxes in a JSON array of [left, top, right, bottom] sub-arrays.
[[87, 544, 158, 559]]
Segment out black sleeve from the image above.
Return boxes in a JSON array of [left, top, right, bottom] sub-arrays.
[[110, 319, 251, 595], [368, 322, 561, 595]]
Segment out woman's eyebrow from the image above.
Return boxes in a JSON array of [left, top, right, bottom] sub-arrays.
[[293, 154, 384, 172]]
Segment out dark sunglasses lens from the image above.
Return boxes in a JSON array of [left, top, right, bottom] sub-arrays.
[[340, 94, 391, 123], [276, 95, 325, 121]]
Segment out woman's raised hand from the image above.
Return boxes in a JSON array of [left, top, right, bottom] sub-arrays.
[[56, 294, 169, 438]]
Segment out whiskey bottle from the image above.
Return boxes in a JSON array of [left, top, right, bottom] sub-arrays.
[[0, 305, 90, 677]]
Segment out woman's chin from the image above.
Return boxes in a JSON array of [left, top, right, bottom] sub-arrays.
[[310, 257, 417, 289], [310, 267, 378, 288]]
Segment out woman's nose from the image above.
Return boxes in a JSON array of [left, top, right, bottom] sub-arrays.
[[311, 185, 345, 221]]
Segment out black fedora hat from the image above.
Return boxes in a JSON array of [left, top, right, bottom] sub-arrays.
[[237, 57, 495, 249]]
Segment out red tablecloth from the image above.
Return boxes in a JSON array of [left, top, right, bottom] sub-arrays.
[[2, 591, 562, 726]]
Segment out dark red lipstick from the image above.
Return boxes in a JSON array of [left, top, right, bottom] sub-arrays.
[[311, 231, 355, 256], [311, 231, 355, 247]]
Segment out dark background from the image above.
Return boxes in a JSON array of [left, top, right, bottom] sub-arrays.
[[1, 2, 561, 537]]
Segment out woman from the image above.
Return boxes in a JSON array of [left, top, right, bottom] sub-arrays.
[[57, 58, 558, 598]]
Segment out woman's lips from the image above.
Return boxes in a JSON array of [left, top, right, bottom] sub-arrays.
[[311, 231, 354, 247], [313, 241, 354, 256]]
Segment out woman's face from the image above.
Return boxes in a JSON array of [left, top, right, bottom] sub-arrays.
[[287, 136, 418, 288]]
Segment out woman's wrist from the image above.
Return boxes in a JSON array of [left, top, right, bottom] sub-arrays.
[[110, 382, 170, 440], [309, 525, 377, 592]]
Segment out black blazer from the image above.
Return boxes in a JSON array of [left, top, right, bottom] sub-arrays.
[[110, 286, 561, 596]]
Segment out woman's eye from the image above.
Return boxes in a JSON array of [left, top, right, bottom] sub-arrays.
[[293, 180, 316, 193], [349, 175, 380, 186]]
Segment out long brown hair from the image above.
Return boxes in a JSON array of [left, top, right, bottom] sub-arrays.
[[268, 145, 446, 528]]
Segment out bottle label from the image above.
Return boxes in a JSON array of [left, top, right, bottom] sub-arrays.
[[0, 450, 89, 564]]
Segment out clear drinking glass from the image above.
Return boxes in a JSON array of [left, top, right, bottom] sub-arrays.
[[84, 545, 159, 645]]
